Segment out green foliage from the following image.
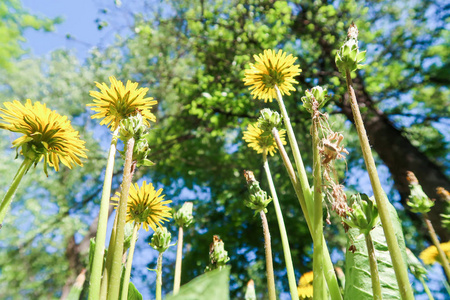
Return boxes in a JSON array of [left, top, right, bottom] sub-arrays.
[[344, 202, 408, 299], [0, 0, 61, 70], [127, 282, 143, 300], [166, 266, 230, 300]]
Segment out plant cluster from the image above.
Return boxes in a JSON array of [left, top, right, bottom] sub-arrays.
[[1, 23, 449, 300]]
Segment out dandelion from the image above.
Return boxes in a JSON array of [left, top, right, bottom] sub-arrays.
[[243, 49, 301, 102], [111, 181, 172, 231], [419, 241, 450, 265], [88, 76, 157, 130], [0, 99, 87, 225], [0, 99, 87, 173], [297, 271, 314, 299], [243, 123, 286, 156]]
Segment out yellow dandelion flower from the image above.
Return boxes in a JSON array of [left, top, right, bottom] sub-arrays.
[[297, 271, 313, 299], [419, 241, 450, 265], [112, 181, 172, 231], [0, 99, 87, 173], [243, 122, 287, 156], [88, 76, 157, 130], [243, 49, 301, 102]]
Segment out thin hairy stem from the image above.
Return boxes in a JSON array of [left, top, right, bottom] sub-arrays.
[[260, 210, 277, 300], [107, 137, 135, 300], [345, 69, 414, 300], [365, 232, 382, 300], [312, 117, 326, 299], [120, 222, 139, 300], [156, 252, 163, 300], [424, 213, 450, 281]]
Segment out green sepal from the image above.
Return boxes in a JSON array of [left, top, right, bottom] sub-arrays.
[[301, 86, 329, 113]]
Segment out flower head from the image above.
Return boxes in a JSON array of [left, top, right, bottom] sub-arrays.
[[88, 76, 157, 130], [419, 241, 450, 265], [243, 49, 301, 102], [0, 99, 87, 174], [243, 122, 286, 156], [297, 271, 313, 299], [112, 181, 172, 231]]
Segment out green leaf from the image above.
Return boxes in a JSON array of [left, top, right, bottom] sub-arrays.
[[165, 266, 230, 300], [344, 201, 407, 300], [127, 281, 143, 300], [88, 238, 96, 272]]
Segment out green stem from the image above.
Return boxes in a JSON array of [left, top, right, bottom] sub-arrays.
[[107, 137, 135, 300], [345, 69, 414, 300], [0, 158, 33, 226], [100, 212, 119, 300], [272, 126, 342, 300], [262, 151, 299, 300], [156, 252, 163, 300], [311, 117, 326, 300], [260, 210, 277, 300], [418, 277, 434, 300], [120, 222, 139, 300], [424, 213, 450, 281], [173, 226, 184, 295], [89, 128, 119, 300], [365, 232, 382, 300], [274, 85, 313, 218]]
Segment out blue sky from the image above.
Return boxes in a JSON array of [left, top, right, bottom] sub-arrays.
[[22, 0, 113, 59]]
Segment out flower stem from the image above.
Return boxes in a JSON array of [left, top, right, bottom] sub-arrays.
[[173, 226, 184, 295], [345, 70, 414, 300], [365, 232, 382, 300], [262, 151, 299, 300], [424, 213, 450, 281], [274, 85, 313, 218], [260, 210, 277, 300], [156, 252, 163, 300], [120, 222, 139, 300], [418, 276, 434, 300], [311, 116, 326, 300], [273, 122, 342, 300], [89, 128, 119, 300], [99, 212, 118, 300], [107, 136, 135, 300], [0, 157, 33, 226]]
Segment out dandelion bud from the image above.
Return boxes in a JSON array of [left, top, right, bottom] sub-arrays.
[[258, 108, 283, 132], [149, 227, 172, 253], [245, 279, 256, 300], [174, 202, 194, 228], [301, 86, 329, 113], [243, 170, 272, 213], [335, 24, 366, 74], [406, 171, 434, 213], [119, 113, 145, 141], [133, 132, 154, 167], [205, 235, 230, 271], [343, 194, 379, 234]]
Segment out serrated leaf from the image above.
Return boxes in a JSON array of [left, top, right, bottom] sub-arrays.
[[127, 281, 143, 300], [165, 266, 230, 300], [344, 201, 407, 300]]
